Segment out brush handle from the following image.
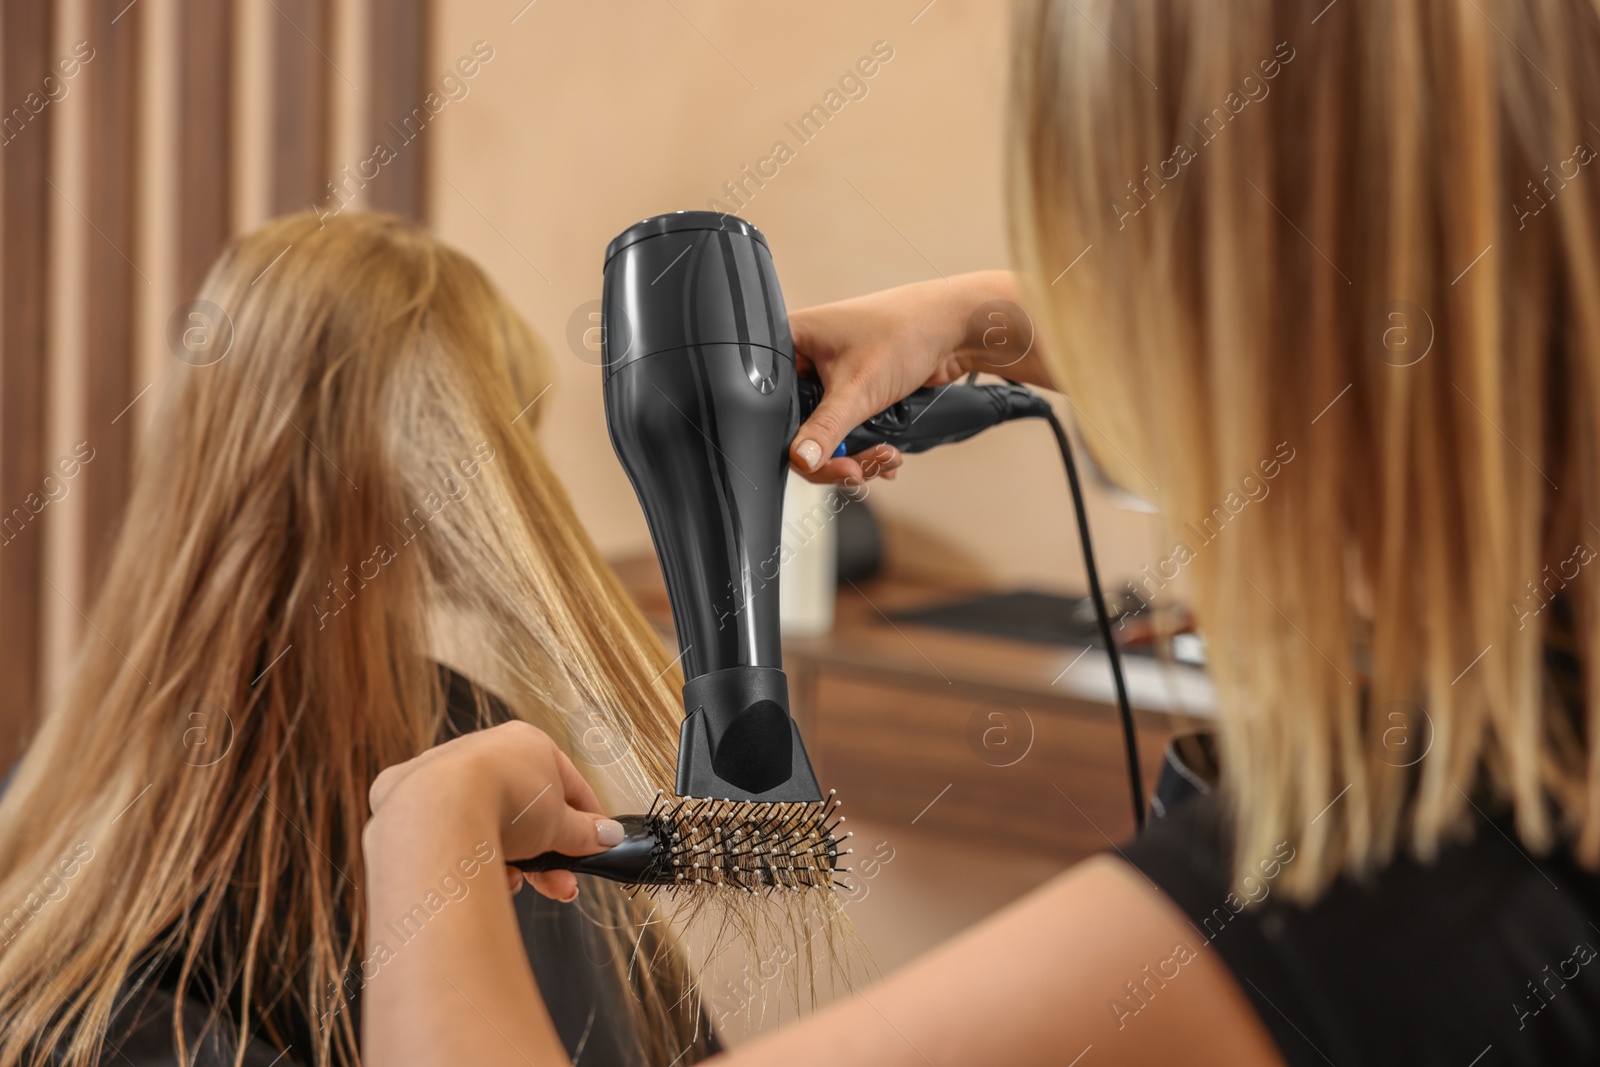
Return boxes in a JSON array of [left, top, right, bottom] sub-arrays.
[[508, 852, 581, 874], [505, 814, 668, 886]]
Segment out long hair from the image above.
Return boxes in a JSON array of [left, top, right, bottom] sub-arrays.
[[0, 212, 709, 1065], [1009, 0, 1600, 897]]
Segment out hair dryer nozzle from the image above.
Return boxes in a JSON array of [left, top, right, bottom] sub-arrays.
[[677, 666, 821, 802]]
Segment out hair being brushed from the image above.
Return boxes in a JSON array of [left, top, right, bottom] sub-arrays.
[[0, 212, 718, 1066]]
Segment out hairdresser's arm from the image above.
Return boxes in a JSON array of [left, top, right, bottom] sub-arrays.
[[364, 722, 1282, 1067], [715, 856, 1283, 1067], [361, 722, 619, 1067], [789, 270, 1056, 484]]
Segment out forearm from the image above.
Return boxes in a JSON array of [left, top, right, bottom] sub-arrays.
[[361, 793, 570, 1067], [947, 269, 1057, 391], [712, 857, 1280, 1067]]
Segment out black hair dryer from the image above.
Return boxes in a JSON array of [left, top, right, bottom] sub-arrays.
[[601, 212, 1051, 805], [603, 212, 816, 803]]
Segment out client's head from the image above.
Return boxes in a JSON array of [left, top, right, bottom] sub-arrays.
[[0, 212, 703, 1067]]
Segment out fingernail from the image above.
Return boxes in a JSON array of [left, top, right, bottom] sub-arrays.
[[796, 439, 823, 471], [562, 884, 580, 903], [596, 818, 625, 847]]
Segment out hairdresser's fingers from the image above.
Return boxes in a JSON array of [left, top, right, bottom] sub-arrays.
[[505, 865, 524, 896], [800, 444, 902, 488], [791, 369, 897, 481], [854, 444, 900, 480], [368, 743, 460, 812], [533, 804, 624, 865], [788, 303, 842, 379], [551, 744, 604, 816], [368, 765, 399, 813], [527, 870, 579, 903], [368, 721, 509, 814], [368, 759, 422, 814], [804, 455, 863, 485]]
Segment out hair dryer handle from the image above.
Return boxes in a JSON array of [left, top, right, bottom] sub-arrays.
[[797, 379, 1053, 456]]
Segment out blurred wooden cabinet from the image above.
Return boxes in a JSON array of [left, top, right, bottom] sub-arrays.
[[794, 672, 1172, 860]]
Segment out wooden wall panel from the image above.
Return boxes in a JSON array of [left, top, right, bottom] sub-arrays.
[[366, 0, 428, 220], [0, 0, 57, 765], [176, 0, 233, 298], [80, 0, 142, 598], [0, 0, 435, 757], [270, 0, 331, 215]]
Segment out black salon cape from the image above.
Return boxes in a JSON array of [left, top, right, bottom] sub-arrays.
[[71, 669, 718, 1067], [108, 883, 667, 1066]]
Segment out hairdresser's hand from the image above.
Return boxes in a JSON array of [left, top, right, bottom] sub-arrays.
[[788, 269, 1053, 484], [366, 720, 621, 904]]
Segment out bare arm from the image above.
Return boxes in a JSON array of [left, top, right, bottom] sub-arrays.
[[362, 792, 571, 1066], [360, 722, 620, 1067], [360, 724, 1282, 1067], [719, 855, 1282, 1067]]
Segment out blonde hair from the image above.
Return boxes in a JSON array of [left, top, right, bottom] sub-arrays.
[[1010, 0, 1600, 898], [0, 212, 712, 1065]]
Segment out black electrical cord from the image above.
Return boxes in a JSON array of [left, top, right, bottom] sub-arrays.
[[1042, 408, 1145, 831], [827, 369, 1144, 828]]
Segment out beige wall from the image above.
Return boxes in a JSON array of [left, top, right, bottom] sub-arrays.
[[431, 0, 1165, 594]]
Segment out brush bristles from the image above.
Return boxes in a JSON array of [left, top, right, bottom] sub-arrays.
[[643, 790, 851, 894]]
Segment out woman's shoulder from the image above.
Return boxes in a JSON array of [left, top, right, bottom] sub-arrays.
[[1122, 789, 1600, 1066]]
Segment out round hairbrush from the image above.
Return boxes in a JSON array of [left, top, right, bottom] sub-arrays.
[[511, 792, 850, 892]]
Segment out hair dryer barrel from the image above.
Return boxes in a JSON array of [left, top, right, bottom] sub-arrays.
[[601, 212, 822, 803]]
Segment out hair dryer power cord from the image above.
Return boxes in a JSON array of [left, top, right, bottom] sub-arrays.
[[1042, 408, 1145, 831]]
